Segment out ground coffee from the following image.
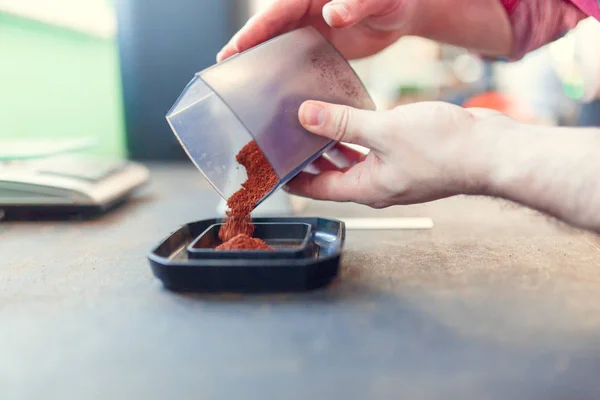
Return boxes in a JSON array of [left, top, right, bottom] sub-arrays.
[[215, 233, 273, 251], [217, 140, 278, 250]]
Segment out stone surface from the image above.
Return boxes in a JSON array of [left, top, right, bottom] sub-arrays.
[[1, 164, 600, 399]]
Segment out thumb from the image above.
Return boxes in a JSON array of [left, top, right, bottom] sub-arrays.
[[322, 0, 398, 28], [298, 101, 386, 151]]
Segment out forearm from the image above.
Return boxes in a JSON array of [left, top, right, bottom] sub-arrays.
[[486, 0, 588, 60], [411, 0, 513, 57], [471, 120, 600, 232], [413, 0, 588, 61]]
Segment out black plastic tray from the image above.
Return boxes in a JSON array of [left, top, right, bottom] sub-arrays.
[[148, 217, 345, 293], [187, 222, 313, 260]]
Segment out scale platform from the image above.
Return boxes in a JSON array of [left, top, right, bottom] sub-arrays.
[[0, 154, 149, 220]]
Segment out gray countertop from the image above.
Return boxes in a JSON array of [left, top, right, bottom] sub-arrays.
[[2, 164, 600, 399]]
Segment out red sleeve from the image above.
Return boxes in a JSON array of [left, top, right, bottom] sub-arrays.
[[571, 0, 600, 19], [500, 0, 599, 20], [496, 0, 589, 60]]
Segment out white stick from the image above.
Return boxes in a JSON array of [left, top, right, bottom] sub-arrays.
[[340, 217, 434, 230]]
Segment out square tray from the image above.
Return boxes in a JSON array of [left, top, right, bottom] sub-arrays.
[[148, 217, 345, 293], [187, 222, 313, 260]]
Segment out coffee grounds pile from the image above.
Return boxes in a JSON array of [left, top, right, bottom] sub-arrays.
[[215, 233, 274, 251], [217, 140, 278, 250]]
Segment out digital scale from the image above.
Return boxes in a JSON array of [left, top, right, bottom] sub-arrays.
[[0, 139, 149, 220]]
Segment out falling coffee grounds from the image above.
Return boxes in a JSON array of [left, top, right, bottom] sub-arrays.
[[217, 140, 278, 250]]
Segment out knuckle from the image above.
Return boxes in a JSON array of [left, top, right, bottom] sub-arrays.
[[332, 106, 352, 143], [376, 115, 397, 143], [346, 0, 369, 14], [371, 177, 390, 194], [369, 201, 389, 209]]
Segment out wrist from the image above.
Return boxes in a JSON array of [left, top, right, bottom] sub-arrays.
[[459, 113, 532, 197]]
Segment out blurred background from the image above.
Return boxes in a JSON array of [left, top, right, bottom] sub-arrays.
[[1, 0, 599, 162]]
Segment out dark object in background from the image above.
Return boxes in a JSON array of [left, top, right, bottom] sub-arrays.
[[115, 0, 247, 160], [577, 100, 600, 127], [148, 217, 345, 293]]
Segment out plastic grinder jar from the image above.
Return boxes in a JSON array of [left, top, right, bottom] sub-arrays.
[[166, 26, 376, 208]]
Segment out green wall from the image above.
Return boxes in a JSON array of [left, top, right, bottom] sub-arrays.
[[0, 11, 126, 157]]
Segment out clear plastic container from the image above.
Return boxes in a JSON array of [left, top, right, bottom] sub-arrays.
[[166, 26, 375, 208]]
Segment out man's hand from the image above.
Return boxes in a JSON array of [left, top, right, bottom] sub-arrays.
[[286, 101, 493, 207], [217, 0, 513, 63], [287, 100, 600, 233], [218, 0, 409, 62]]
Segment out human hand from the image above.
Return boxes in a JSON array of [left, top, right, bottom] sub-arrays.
[[217, 0, 512, 63], [217, 0, 416, 62], [285, 101, 514, 208]]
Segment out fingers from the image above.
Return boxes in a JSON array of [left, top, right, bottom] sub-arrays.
[[311, 156, 339, 173], [322, 0, 398, 28], [466, 107, 504, 118], [306, 144, 365, 178], [285, 162, 379, 204], [217, 0, 402, 61], [324, 143, 367, 170], [217, 0, 310, 62], [334, 143, 369, 161], [285, 171, 343, 201], [298, 101, 386, 151]]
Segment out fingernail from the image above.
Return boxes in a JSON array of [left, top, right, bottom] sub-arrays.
[[300, 102, 327, 126], [325, 2, 349, 23]]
